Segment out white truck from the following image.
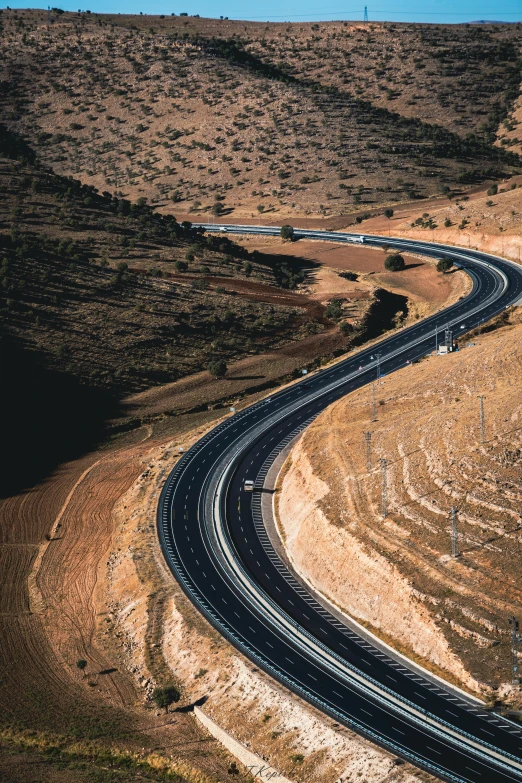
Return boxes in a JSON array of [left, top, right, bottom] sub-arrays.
[[244, 480, 255, 492]]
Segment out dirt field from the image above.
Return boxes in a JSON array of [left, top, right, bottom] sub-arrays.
[[240, 236, 471, 322], [278, 306, 522, 702]]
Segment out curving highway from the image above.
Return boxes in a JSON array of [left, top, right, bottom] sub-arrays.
[[158, 226, 522, 783]]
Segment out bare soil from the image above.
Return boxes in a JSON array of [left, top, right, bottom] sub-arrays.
[[278, 306, 522, 704], [1, 9, 520, 221]]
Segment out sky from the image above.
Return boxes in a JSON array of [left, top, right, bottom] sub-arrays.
[[5, 0, 522, 23]]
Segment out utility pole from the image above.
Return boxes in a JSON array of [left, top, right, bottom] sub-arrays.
[[445, 324, 453, 352], [478, 395, 485, 443], [376, 352, 381, 385], [364, 431, 372, 471], [372, 383, 377, 422], [363, 5, 368, 22], [451, 506, 459, 558], [380, 459, 387, 518], [509, 617, 520, 685]]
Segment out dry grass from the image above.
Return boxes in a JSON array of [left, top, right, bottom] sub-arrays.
[[279, 306, 522, 699], [1, 9, 520, 221]]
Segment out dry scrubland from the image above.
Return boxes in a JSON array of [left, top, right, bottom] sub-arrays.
[[1, 5, 522, 781], [1, 8, 522, 219], [0, 131, 316, 396], [356, 172, 522, 264], [278, 307, 522, 703], [0, 408, 434, 783]]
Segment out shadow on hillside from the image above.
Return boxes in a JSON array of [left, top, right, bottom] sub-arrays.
[[0, 337, 121, 498], [402, 262, 423, 270], [255, 250, 320, 290]]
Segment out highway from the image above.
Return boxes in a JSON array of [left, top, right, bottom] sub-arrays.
[[158, 226, 522, 783]]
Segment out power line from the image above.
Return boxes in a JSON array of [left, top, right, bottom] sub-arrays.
[[364, 431, 372, 471], [229, 10, 522, 20], [371, 382, 377, 422], [380, 458, 387, 518]]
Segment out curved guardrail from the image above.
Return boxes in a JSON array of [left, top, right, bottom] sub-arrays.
[[158, 230, 522, 783]]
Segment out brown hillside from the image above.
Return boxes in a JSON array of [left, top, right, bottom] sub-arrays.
[[1, 9, 521, 220], [278, 307, 522, 700]]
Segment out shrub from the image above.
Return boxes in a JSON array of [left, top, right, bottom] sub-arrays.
[[436, 257, 453, 273], [207, 359, 228, 378], [152, 685, 180, 713], [384, 253, 405, 271], [487, 184, 498, 196], [325, 299, 343, 319], [340, 321, 353, 336], [175, 260, 188, 272]]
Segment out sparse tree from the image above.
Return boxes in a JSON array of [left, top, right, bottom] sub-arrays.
[[152, 685, 181, 713], [384, 208, 394, 219], [76, 659, 88, 676], [384, 253, 405, 271], [280, 224, 294, 241], [207, 359, 228, 378], [436, 257, 453, 273], [175, 260, 188, 272]]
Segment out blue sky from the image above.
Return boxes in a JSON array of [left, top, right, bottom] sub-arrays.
[[5, 0, 522, 23]]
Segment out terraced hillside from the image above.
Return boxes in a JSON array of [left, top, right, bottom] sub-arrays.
[[1, 9, 521, 219], [278, 307, 522, 700]]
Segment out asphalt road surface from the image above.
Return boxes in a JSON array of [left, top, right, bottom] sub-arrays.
[[158, 227, 522, 783]]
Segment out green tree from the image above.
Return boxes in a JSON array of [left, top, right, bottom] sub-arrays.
[[384, 253, 405, 271], [325, 299, 343, 320], [76, 659, 88, 676], [207, 359, 228, 378], [384, 208, 394, 219], [212, 202, 224, 216], [436, 257, 453, 273], [487, 184, 498, 197], [175, 260, 188, 272], [152, 685, 181, 713], [280, 224, 294, 241]]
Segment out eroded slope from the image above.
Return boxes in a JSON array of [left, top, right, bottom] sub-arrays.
[[278, 307, 522, 701]]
